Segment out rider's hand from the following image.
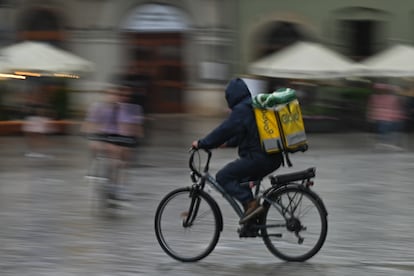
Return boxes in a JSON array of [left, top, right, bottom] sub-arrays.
[[192, 140, 199, 149]]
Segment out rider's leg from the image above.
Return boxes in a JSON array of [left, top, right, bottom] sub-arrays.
[[216, 160, 261, 224], [216, 159, 260, 221], [216, 154, 282, 223], [216, 158, 256, 204]]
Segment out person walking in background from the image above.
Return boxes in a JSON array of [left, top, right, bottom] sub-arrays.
[[22, 86, 55, 158], [82, 83, 144, 201], [367, 83, 406, 150]]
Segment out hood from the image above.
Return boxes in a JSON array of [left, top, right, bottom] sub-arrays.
[[225, 78, 251, 109]]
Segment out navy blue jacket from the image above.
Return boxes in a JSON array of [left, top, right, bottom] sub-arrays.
[[198, 78, 267, 158]]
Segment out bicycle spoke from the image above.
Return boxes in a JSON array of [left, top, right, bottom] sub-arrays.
[[192, 210, 214, 222], [262, 186, 327, 262], [285, 190, 303, 216], [296, 201, 316, 218]]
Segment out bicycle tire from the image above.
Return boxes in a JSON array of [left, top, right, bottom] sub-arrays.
[[260, 185, 328, 262], [154, 187, 221, 262]]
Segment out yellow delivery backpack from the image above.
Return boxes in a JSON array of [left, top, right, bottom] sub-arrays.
[[253, 89, 308, 166]]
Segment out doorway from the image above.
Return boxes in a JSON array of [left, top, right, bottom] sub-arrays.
[[121, 3, 189, 113], [126, 32, 185, 113]]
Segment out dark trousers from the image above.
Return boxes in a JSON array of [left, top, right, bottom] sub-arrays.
[[215, 154, 282, 204]]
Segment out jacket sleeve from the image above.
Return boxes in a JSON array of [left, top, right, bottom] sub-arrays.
[[224, 134, 241, 147], [198, 110, 244, 149]]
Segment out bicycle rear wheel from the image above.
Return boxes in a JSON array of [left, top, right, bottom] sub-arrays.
[[261, 186, 327, 262], [154, 187, 221, 262]]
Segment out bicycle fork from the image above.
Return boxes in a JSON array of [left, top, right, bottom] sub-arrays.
[[182, 186, 202, 227]]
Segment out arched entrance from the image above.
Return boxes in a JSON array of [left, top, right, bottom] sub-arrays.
[[121, 3, 190, 113], [333, 7, 390, 61], [250, 20, 317, 90], [253, 21, 315, 60], [17, 7, 65, 46]]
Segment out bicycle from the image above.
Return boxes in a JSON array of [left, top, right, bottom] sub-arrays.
[[154, 148, 328, 262], [85, 134, 137, 210]]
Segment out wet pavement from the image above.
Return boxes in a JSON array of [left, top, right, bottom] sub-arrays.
[[1, 114, 414, 275]]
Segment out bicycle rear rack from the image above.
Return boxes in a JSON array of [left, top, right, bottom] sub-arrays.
[[270, 167, 316, 186]]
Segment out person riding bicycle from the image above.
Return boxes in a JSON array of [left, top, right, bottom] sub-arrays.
[[83, 83, 144, 201], [192, 78, 283, 224]]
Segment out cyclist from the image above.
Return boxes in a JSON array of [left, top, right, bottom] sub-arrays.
[[83, 83, 144, 201], [192, 78, 283, 224]]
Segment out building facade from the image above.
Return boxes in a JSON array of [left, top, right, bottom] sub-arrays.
[[0, 0, 413, 115]]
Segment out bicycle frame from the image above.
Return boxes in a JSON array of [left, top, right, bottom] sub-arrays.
[[188, 149, 325, 223], [203, 173, 245, 218], [202, 173, 300, 223], [189, 148, 272, 219]]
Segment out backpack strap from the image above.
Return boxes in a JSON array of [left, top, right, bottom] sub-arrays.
[[284, 151, 293, 167]]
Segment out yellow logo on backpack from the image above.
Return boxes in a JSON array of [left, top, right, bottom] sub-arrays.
[[278, 100, 307, 152], [253, 108, 283, 153]]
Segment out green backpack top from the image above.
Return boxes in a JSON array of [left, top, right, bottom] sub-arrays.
[[252, 88, 297, 109]]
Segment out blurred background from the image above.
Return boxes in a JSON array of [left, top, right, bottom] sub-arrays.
[[2, 1, 414, 274], [0, 0, 412, 135]]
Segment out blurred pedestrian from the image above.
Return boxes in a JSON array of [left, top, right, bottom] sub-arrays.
[[82, 83, 144, 200], [22, 87, 55, 158], [367, 83, 405, 150]]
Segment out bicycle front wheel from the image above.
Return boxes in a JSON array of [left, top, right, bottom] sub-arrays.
[[261, 186, 328, 262], [154, 187, 221, 262]]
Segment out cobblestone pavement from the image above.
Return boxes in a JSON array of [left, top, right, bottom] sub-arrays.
[[1, 115, 414, 275]]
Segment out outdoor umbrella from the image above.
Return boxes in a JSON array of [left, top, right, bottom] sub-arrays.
[[360, 44, 414, 77], [249, 41, 362, 79], [0, 41, 94, 75]]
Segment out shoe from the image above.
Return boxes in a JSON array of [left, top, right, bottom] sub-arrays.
[[239, 200, 264, 224]]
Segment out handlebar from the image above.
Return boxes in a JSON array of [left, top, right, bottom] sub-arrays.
[[189, 148, 212, 177]]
